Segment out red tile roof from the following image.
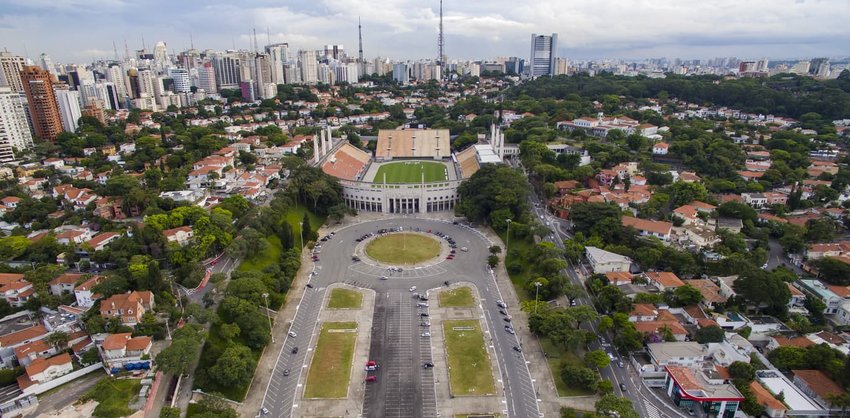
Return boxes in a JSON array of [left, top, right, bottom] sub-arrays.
[[622, 216, 673, 236], [0, 325, 48, 347], [646, 271, 685, 288], [749, 381, 787, 412], [25, 353, 71, 377], [792, 370, 844, 400]]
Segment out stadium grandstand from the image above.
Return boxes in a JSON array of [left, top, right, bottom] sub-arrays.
[[454, 146, 481, 179], [321, 143, 371, 181], [375, 128, 450, 160]]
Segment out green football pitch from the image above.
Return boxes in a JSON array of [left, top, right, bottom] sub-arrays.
[[373, 161, 448, 183]]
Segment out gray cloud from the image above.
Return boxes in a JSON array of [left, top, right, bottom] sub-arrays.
[[0, 0, 847, 63]]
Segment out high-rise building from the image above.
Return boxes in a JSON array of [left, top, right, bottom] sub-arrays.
[[791, 60, 811, 75], [392, 63, 410, 84], [197, 62, 217, 93], [0, 52, 26, 93], [0, 86, 34, 161], [39, 53, 56, 75], [211, 53, 242, 89], [265, 43, 290, 85], [299, 50, 318, 84], [137, 69, 156, 97], [323, 45, 345, 60], [54, 85, 82, 132], [554, 57, 569, 75], [154, 41, 168, 65], [106, 64, 129, 105], [20, 65, 63, 141], [168, 68, 191, 93], [505, 57, 525, 75], [317, 64, 335, 84], [529, 33, 557, 77], [82, 100, 106, 125]]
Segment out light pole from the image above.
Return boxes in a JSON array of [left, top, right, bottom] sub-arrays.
[[262, 293, 274, 343], [534, 281, 542, 314], [506, 219, 512, 252]]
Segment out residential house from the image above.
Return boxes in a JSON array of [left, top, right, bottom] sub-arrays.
[[741, 193, 768, 208], [55, 228, 90, 245], [646, 272, 685, 292], [163, 226, 193, 246], [585, 246, 632, 273], [0, 325, 49, 368], [0, 274, 34, 307], [646, 342, 707, 369], [796, 280, 843, 315], [673, 205, 701, 225], [605, 272, 634, 286], [787, 283, 806, 311], [748, 381, 787, 418], [16, 353, 73, 391], [792, 370, 845, 409], [715, 218, 744, 234], [14, 339, 55, 367], [622, 216, 673, 241], [97, 333, 152, 368], [1, 196, 20, 210], [74, 275, 103, 308], [684, 279, 727, 309], [629, 304, 658, 322], [99, 291, 154, 326], [652, 142, 669, 155], [48, 273, 84, 296], [84, 232, 119, 252]]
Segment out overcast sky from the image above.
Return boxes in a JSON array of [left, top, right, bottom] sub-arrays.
[[1, 0, 849, 64]]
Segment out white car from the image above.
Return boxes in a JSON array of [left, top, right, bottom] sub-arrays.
[[410, 286, 417, 292], [421, 332, 431, 337], [288, 331, 297, 338]]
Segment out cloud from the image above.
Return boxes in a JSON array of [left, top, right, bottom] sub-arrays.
[[1, 0, 848, 63]]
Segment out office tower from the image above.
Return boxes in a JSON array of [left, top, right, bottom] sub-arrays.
[[323, 45, 345, 60], [82, 100, 106, 125], [54, 86, 82, 132], [197, 62, 217, 93], [334, 63, 359, 84], [283, 63, 299, 84], [106, 64, 129, 105], [20, 65, 62, 141], [756, 58, 769, 72], [80, 80, 118, 110], [39, 53, 56, 75], [265, 43, 290, 84], [529, 33, 557, 77], [260, 82, 277, 100], [505, 57, 525, 75], [738, 61, 757, 73], [0, 86, 34, 160], [299, 50, 318, 84], [252, 53, 272, 87], [211, 53, 242, 89], [0, 52, 26, 93], [374, 57, 392, 76], [317, 64, 334, 84], [168, 68, 191, 93], [127, 68, 141, 99], [392, 63, 409, 84]]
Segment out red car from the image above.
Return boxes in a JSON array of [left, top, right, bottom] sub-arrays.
[[365, 375, 377, 382]]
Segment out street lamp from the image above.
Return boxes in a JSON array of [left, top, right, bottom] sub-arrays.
[[262, 293, 274, 343], [534, 281, 542, 314], [506, 219, 512, 251]]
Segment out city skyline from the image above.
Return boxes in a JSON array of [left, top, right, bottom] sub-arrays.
[[2, 0, 850, 64]]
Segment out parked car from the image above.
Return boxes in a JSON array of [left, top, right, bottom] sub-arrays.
[[288, 331, 297, 338], [421, 332, 431, 337], [291, 346, 299, 354], [283, 369, 289, 376], [423, 362, 434, 368], [365, 375, 376, 382]]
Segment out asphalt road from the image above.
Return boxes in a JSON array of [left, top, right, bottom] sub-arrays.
[[259, 218, 540, 418]]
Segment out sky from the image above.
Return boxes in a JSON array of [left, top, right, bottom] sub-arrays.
[[1, 0, 849, 64]]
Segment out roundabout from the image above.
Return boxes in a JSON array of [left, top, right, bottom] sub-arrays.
[[364, 233, 441, 265]]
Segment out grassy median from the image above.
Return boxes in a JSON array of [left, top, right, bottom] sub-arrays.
[[328, 288, 363, 309], [440, 287, 475, 308], [443, 320, 496, 396], [304, 322, 358, 398]]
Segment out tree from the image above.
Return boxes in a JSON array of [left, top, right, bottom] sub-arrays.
[[455, 164, 530, 226], [209, 344, 257, 387], [560, 364, 599, 391], [732, 269, 792, 316], [301, 213, 315, 243], [695, 325, 725, 344], [673, 284, 704, 306], [569, 203, 621, 236], [729, 361, 755, 382], [190, 395, 238, 418], [46, 331, 69, 350], [159, 407, 181, 418], [805, 217, 836, 242], [812, 257, 850, 285], [595, 394, 640, 418], [155, 338, 201, 376], [584, 349, 611, 369], [487, 254, 499, 268]]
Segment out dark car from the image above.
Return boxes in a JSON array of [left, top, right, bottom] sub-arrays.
[[423, 362, 434, 368], [306, 283, 313, 288], [513, 345, 522, 352], [444, 280, 450, 286], [283, 369, 290, 376], [291, 346, 299, 354], [420, 313, 429, 317], [620, 383, 627, 391], [499, 310, 507, 315]]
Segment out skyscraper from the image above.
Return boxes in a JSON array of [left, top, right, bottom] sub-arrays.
[[54, 85, 82, 133], [20, 65, 63, 141], [529, 33, 557, 77], [0, 52, 26, 93], [265, 43, 290, 85], [168, 68, 191, 93], [39, 53, 56, 75], [0, 86, 34, 161], [197, 62, 217, 93], [211, 53, 242, 89], [323, 45, 345, 60], [299, 50, 318, 84], [392, 63, 410, 84]]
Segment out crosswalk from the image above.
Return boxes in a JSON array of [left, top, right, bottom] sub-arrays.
[[349, 263, 448, 278]]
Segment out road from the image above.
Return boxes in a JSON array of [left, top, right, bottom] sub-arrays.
[[527, 188, 687, 418], [766, 237, 802, 274], [259, 218, 540, 418]]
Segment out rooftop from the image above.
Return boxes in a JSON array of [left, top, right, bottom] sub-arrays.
[[647, 342, 706, 362], [757, 370, 823, 411]]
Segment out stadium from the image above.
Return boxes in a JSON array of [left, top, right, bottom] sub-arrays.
[[315, 127, 493, 214]]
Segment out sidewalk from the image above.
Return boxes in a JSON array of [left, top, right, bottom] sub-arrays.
[[477, 227, 563, 418]]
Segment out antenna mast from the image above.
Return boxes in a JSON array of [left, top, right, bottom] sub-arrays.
[[358, 17, 365, 79], [438, 0, 445, 79]]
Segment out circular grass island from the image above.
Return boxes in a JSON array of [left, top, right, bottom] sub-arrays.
[[365, 233, 442, 265]]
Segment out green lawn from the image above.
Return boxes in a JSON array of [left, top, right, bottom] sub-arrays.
[[443, 320, 496, 396], [285, 204, 326, 247], [328, 288, 363, 309], [440, 287, 475, 308], [365, 233, 441, 264], [374, 161, 448, 183], [237, 235, 282, 272], [540, 338, 594, 397], [81, 377, 141, 418], [499, 231, 536, 301], [304, 322, 358, 398]]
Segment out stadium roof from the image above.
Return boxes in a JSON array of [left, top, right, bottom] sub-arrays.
[[376, 129, 450, 159]]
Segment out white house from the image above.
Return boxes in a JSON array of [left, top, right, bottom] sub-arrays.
[[17, 353, 73, 391], [652, 142, 669, 155], [163, 226, 193, 246], [586, 247, 632, 273], [97, 333, 152, 369]]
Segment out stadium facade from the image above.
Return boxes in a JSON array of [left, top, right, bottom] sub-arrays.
[[315, 127, 506, 214]]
